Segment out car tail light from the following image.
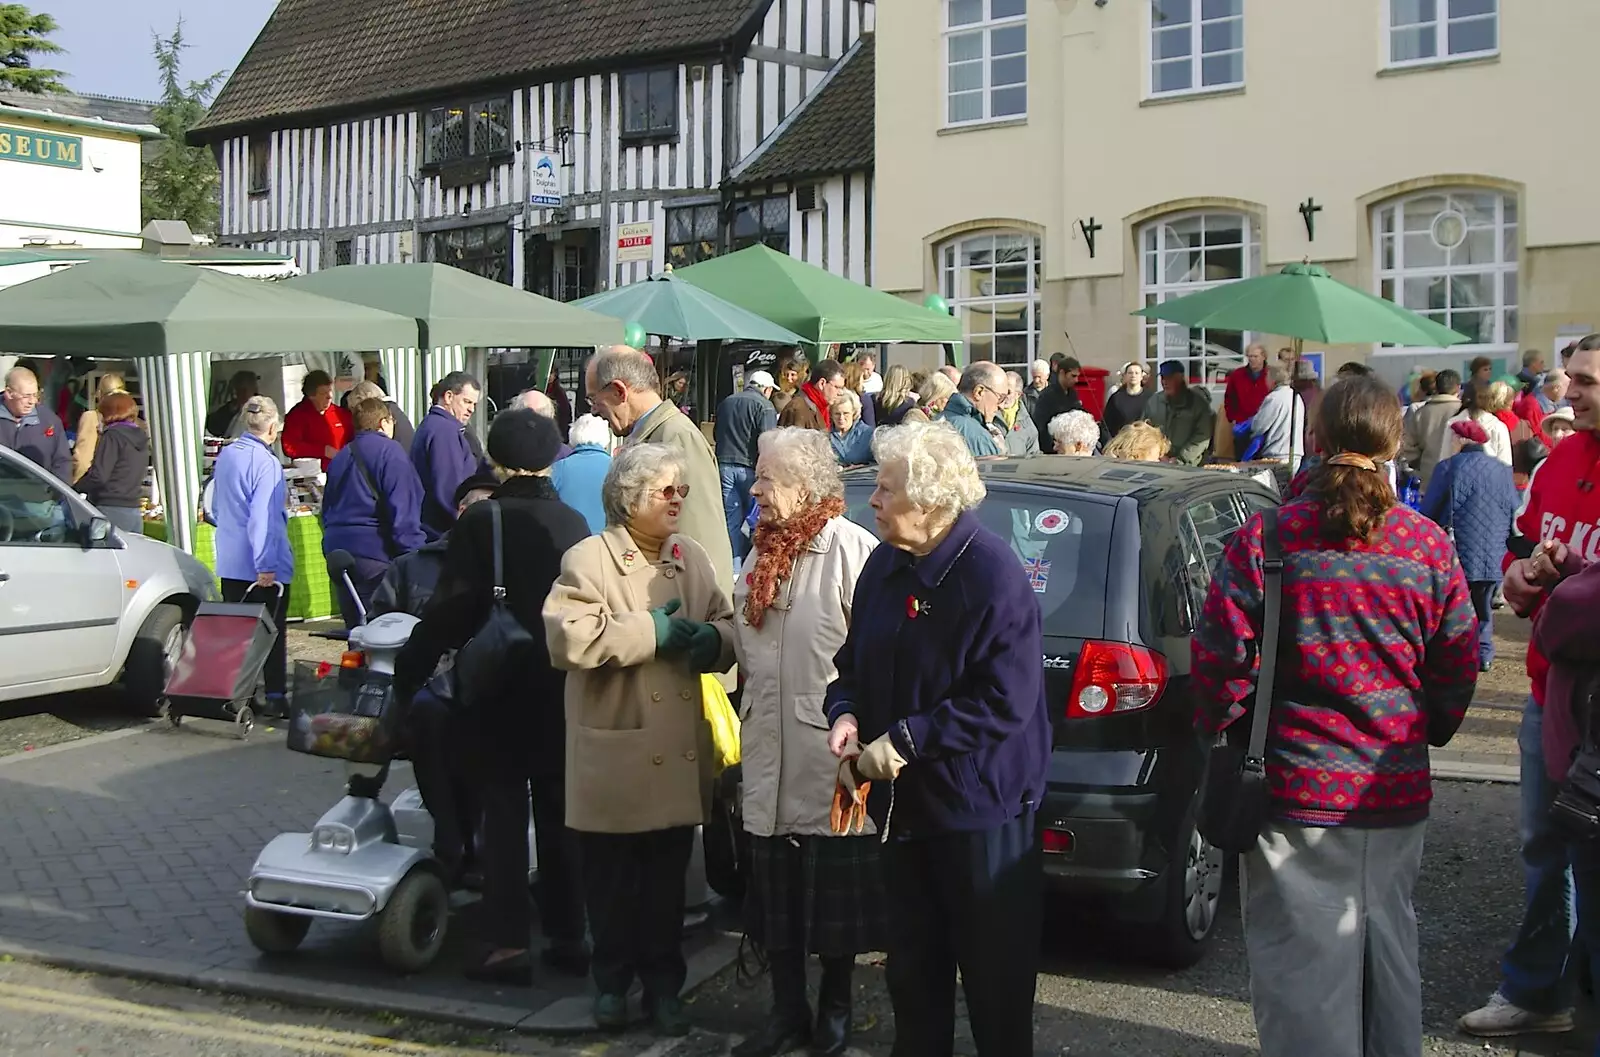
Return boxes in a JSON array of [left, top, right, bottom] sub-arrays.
[[1041, 829, 1074, 855], [340, 650, 366, 669], [1065, 641, 1167, 719]]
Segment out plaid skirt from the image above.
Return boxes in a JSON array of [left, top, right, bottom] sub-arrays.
[[745, 833, 888, 956]]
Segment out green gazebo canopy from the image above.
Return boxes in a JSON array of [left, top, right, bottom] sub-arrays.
[[674, 244, 962, 347], [282, 262, 623, 350], [0, 254, 419, 357]]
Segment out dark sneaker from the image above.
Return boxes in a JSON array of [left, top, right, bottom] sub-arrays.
[[592, 992, 627, 1032], [649, 995, 691, 1037]]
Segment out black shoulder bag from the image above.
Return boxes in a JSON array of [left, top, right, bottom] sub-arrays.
[[348, 444, 399, 559], [1199, 507, 1283, 855], [453, 501, 536, 711]]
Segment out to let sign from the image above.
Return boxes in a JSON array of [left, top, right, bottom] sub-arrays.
[[0, 125, 83, 169], [616, 221, 654, 263]]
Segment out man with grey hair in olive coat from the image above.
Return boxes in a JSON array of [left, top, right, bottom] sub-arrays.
[[584, 347, 736, 612]]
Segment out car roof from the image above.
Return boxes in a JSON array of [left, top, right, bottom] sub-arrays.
[[842, 455, 1276, 504]]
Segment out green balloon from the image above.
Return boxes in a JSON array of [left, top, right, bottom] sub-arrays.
[[923, 293, 949, 314], [624, 321, 648, 349]]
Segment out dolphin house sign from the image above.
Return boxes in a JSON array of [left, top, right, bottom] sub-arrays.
[[0, 125, 83, 169]]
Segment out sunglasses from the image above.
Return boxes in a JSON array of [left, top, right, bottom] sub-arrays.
[[655, 483, 690, 501]]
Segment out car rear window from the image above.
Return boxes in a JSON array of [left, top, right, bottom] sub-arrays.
[[844, 485, 1113, 639]]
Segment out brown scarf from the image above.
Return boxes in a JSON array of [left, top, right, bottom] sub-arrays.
[[744, 497, 846, 630]]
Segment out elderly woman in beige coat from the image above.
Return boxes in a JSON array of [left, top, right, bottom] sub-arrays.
[[544, 443, 734, 1038], [731, 427, 887, 1057]]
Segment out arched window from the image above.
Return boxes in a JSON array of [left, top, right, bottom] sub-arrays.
[[1139, 211, 1260, 387], [1373, 189, 1517, 351], [938, 230, 1041, 371]]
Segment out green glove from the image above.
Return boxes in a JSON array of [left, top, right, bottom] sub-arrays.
[[651, 600, 692, 654], [687, 621, 722, 672]]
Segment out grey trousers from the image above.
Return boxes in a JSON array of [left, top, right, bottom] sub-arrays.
[[1242, 819, 1426, 1057]]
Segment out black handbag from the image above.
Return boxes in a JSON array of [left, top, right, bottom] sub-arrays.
[[453, 501, 535, 711], [1551, 676, 1600, 839], [1199, 507, 1283, 855]]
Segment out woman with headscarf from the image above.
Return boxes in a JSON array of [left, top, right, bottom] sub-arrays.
[[543, 444, 735, 1037], [824, 420, 1051, 1056], [731, 427, 886, 1057], [1192, 375, 1478, 1057]]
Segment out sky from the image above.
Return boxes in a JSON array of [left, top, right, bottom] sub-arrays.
[[37, 0, 279, 101]]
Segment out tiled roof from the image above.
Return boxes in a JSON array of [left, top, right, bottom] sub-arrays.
[[0, 90, 157, 128], [193, 0, 767, 138], [732, 33, 872, 184]]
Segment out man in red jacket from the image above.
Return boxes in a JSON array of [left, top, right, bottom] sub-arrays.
[[1458, 334, 1600, 1039], [1224, 344, 1271, 426], [281, 369, 353, 470]]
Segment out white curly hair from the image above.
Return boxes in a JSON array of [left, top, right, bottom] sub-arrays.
[[1048, 410, 1099, 454], [871, 420, 985, 517], [757, 426, 844, 503]]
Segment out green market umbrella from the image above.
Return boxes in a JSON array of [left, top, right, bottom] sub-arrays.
[[283, 262, 622, 350], [572, 272, 806, 344], [674, 243, 962, 346], [1133, 262, 1473, 347]]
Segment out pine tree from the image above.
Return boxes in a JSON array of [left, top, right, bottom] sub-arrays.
[[142, 21, 226, 235], [0, 3, 66, 93]]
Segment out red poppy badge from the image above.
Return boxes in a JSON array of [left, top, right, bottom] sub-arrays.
[[43, 427, 54, 437], [906, 595, 928, 620]]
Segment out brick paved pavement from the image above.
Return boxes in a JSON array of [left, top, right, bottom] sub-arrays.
[[0, 722, 735, 1031]]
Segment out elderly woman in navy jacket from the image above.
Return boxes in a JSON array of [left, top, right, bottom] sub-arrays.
[[321, 397, 427, 624], [824, 418, 1051, 1057]]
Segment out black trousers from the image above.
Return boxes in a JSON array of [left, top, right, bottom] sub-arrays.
[[328, 554, 389, 630], [578, 826, 695, 1000], [476, 757, 585, 951], [219, 578, 292, 699], [405, 689, 477, 870], [884, 812, 1042, 1057]]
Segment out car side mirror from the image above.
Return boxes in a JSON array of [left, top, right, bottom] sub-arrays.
[[83, 516, 112, 547]]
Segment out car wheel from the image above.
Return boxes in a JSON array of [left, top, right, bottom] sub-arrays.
[[123, 604, 186, 718], [1143, 814, 1226, 969], [244, 906, 310, 954], [377, 868, 449, 974]]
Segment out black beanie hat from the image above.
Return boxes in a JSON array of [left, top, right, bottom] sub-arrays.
[[487, 408, 562, 472]]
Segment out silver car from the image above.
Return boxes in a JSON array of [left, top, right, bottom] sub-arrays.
[[0, 445, 216, 712]]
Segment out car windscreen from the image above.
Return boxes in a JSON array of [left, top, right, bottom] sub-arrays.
[[844, 484, 1113, 640]]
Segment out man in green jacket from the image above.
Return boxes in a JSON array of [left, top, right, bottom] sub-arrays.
[[1143, 360, 1215, 466]]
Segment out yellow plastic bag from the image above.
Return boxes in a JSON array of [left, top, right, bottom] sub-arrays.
[[701, 674, 741, 774]]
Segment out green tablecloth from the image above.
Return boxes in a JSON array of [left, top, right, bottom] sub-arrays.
[[144, 514, 338, 621]]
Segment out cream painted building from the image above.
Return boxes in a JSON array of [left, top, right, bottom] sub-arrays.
[[875, 0, 1592, 387], [0, 100, 161, 250]]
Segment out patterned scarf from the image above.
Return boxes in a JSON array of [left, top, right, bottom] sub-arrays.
[[744, 497, 845, 630]]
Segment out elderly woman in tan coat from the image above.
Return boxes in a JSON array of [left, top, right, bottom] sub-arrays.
[[544, 443, 735, 1038], [731, 427, 886, 1057]]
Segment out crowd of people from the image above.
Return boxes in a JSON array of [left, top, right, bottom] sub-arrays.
[[12, 331, 1600, 1057]]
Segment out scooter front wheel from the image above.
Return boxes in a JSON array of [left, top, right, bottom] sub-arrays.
[[244, 906, 310, 954], [377, 868, 449, 973]]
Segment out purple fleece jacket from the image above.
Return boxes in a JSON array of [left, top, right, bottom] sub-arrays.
[[824, 510, 1052, 836]]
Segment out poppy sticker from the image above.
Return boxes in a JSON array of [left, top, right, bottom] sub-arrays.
[[1034, 509, 1070, 535]]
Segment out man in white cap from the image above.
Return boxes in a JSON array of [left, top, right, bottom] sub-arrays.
[[714, 369, 778, 563]]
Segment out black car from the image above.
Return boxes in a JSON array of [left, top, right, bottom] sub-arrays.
[[841, 457, 1279, 967]]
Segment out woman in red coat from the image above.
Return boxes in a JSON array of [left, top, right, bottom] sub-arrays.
[[281, 370, 353, 470]]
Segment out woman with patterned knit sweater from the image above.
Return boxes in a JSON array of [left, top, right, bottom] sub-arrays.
[[1192, 375, 1480, 1057]]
